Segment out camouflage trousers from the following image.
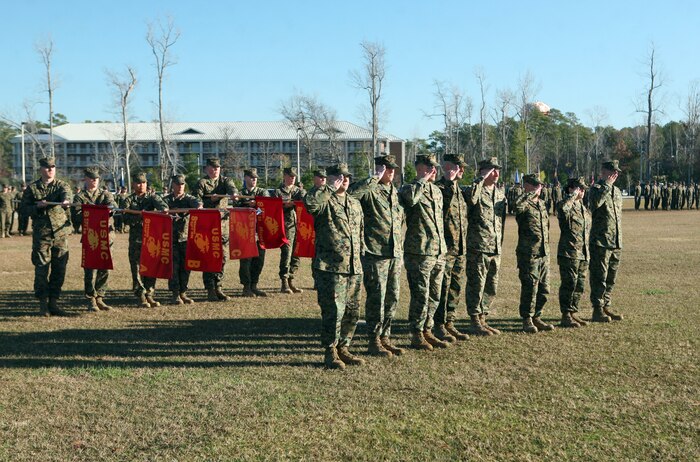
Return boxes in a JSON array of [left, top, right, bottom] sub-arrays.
[[589, 246, 621, 310], [32, 230, 69, 299], [18, 212, 29, 235], [239, 243, 266, 285], [634, 197, 641, 210], [128, 232, 156, 296], [203, 219, 228, 290], [279, 224, 300, 280], [404, 254, 445, 332], [315, 270, 361, 348], [362, 254, 402, 338], [558, 257, 588, 314], [168, 241, 191, 293], [0, 210, 11, 236], [84, 269, 109, 298], [517, 254, 550, 319], [435, 252, 466, 325], [465, 250, 501, 317]]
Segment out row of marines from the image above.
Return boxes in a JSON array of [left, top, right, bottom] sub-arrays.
[[18, 157, 310, 315], [16, 154, 624, 371], [305, 154, 623, 369], [633, 181, 700, 211]]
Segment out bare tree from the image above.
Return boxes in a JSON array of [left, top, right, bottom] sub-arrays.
[[146, 16, 180, 181], [586, 106, 609, 179], [492, 88, 514, 174], [218, 125, 248, 180], [635, 44, 664, 181], [35, 37, 57, 159], [424, 80, 472, 162], [106, 66, 137, 191], [682, 80, 700, 182], [475, 67, 489, 158], [279, 92, 340, 170], [350, 40, 386, 168], [515, 70, 541, 173]]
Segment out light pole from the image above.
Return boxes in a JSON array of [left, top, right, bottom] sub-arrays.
[[20, 122, 26, 185], [296, 128, 301, 177]]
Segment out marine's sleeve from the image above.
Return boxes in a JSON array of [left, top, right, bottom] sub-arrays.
[[399, 178, 427, 207], [514, 191, 537, 214], [348, 176, 378, 201], [588, 182, 611, 210], [304, 185, 332, 217]]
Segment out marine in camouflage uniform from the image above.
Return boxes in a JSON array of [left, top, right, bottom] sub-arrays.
[[0, 185, 12, 237], [305, 163, 365, 370], [17, 185, 29, 235], [20, 157, 73, 316], [433, 154, 469, 343], [348, 155, 405, 358], [556, 177, 591, 328], [164, 174, 202, 305], [399, 154, 449, 351], [310, 168, 327, 287], [192, 158, 238, 301], [515, 174, 554, 333], [589, 159, 624, 322], [634, 181, 642, 210], [235, 168, 269, 297], [274, 167, 306, 294], [72, 167, 117, 312], [463, 157, 507, 336], [123, 171, 168, 308], [114, 187, 128, 233]]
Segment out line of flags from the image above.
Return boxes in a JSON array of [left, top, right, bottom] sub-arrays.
[[80, 197, 316, 280]]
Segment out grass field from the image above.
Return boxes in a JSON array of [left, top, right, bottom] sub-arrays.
[[0, 199, 698, 461]]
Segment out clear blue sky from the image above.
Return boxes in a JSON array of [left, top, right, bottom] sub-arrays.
[[1, 0, 698, 139]]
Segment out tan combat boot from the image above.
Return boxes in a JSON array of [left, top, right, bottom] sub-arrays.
[[381, 337, 405, 356], [138, 293, 151, 308], [434, 324, 457, 343], [207, 287, 219, 302], [603, 306, 623, 321], [280, 278, 293, 294], [367, 336, 393, 358], [532, 317, 554, 331], [445, 322, 469, 340], [591, 307, 611, 323], [522, 317, 538, 334], [337, 346, 365, 366], [170, 292, 184, 305], [241, 284, 256, 297], [145, 293, 161, 307], [409, 331, 433, 351], [251, 283, 267, 297], [480, 314, 502, 335], [39, 298, 50, 317], [288, 279, 303, 294], [87, 297, 99, 312], [467, 315, 493, 336], [95, 297, 112, 311], [179, 292, 195, 305], [324, 346, 346, 370], [571, 312, 588, 326], [423, 329, 450, 349], [560, 312, 580, 328], [215, 286, 231, 301]]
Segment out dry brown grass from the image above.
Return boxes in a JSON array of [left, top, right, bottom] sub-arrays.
[[0, 199, 698, 461]]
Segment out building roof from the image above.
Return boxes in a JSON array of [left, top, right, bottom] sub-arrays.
[[13, 121, 403, 143]]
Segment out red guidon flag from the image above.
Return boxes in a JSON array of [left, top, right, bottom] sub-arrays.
[[81, 204, 113, 270], [256, 197, 288, 249], [293, 201, 315, 258], [229, 208, 259, 260], [185, 209, 224, 272], [139, 211, 173, 279]]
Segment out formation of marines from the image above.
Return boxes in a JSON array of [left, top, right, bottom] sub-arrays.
[[634, 179, 699, 211], [10, 154, 627, 370]]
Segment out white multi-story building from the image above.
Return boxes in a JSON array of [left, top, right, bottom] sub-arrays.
[[11, 121, 404, 187]]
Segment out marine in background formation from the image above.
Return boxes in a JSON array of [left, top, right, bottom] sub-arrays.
[[235, 168, 269, 298]]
